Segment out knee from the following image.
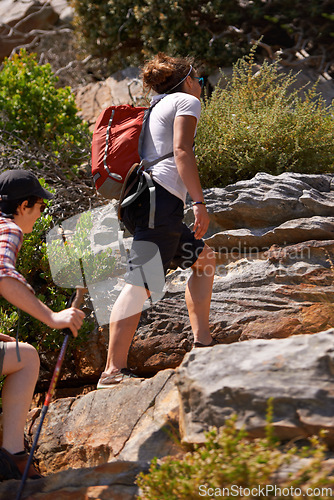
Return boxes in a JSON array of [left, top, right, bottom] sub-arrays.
[[193, 245, 216, 275], [204, 245, 216, 266], [18, 343, 40, 370], [204, 247, 216, 276]]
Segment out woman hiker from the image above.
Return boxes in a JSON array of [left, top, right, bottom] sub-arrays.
[[0, 169, 85, 479], [97, 53, 217, 389]]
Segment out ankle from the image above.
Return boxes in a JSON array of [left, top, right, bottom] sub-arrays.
[[103, 366, 125, 376], [193, 333, 212, 345]]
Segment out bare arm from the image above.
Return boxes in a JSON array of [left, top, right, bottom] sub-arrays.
[[0, 277, 85, 337], [173, 114, 209, 239]]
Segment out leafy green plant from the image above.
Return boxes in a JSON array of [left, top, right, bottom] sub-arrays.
[[0, 50, 90, 171], [0, 210, 71, 350], [196, 47, 334, 188], [71, 0, 247, 73], [46, 209, 117, 289], [71, 0, 333, 75], [137, 405, 334, 500], [0, 184, 95, 351]]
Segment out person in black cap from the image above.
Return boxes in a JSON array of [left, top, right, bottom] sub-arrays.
[[0, 169, 85, 480]]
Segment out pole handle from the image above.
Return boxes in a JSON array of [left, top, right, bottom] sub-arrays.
[[63, 286, 88, 336], [71, 286, 87, 309]]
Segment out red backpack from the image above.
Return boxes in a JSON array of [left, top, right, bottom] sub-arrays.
[[91, 101, 173, 202], [91, 104, 147, 200]]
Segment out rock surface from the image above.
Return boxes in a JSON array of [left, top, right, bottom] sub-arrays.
[[177, 329, 334, 445], [125, 173, 334, 373], [0, 0, 62, 61], [33, 172, 334, 386], [0, 460, 141, 500], [3, 330, 334, 498], [75, 67, 145, 129], [27, 370, 180, 474]]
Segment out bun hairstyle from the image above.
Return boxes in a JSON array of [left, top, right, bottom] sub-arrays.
[[142, 52, 195, 94]]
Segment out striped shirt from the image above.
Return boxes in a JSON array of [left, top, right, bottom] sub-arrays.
[[0, 216, 34, 293]]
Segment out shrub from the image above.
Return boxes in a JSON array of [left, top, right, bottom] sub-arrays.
[[196, 48, 334, 188], [0, 186, 92, 351], [0, 211, 70, 350], [71, 0, 333, 75], [46, 209, 117, 289], [137, 412, 334, 499], [0, 50, 90, 171], [71, 0, 247, 73]]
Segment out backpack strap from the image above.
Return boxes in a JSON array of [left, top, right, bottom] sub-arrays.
[[119, 97, 174, 233], [140, 151, 174, 169], [120, 151, 173, 228], [120, 173, 146, 209], [142, 171, 155, 229]]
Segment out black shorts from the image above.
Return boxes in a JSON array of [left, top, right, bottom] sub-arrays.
[[122, 180, 205, 291]]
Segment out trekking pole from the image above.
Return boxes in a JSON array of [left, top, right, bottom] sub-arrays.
[[15, 286, 87, 500]]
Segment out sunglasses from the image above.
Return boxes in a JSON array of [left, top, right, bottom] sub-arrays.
[[35, 201, 47, 213], [193, 76, 204, 89]]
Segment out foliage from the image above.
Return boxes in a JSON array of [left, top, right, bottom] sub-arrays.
[[137, 409, 334, 499], [0, 188, 93, 351], [71, 0, 248, 72], [0, 50, 90, 171], [196, 47, 334, 188], [0, 214, 67, 350], [71, 0, 334, 74], [47, 209, 117, 289]]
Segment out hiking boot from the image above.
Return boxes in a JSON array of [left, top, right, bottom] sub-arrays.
[[193, 338, 220, 349], [0, 448, 42, 481], [0, 448, 21, 481], [97, 368, 141, 389]]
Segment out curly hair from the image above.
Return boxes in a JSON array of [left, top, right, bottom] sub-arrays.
[[142, 52, 195, 94]]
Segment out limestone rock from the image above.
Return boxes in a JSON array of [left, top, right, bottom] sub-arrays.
[[34, 173, 334, 383], [126, 237, 334, 372], [205, 216, 334, 252], [26, 369, 181, 474], [0, 460, 142, 500], [0, 1, 59, 61], [75, 68, 144, 129], [201, 172, 334, 232], [176, 329, 334, 445]]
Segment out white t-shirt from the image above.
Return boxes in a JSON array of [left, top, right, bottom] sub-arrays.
[[142, 92, 201, 203]]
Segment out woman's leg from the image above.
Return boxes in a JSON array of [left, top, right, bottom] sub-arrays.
[[1, 342, 40, 454], [104, 283, 149, 374], [185, 244, 216, 345]]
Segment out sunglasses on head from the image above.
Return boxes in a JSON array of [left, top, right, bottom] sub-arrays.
[[35, 201, 47, 213], [193, 76, 204, 88]]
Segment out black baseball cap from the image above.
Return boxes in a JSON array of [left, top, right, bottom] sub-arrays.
[[0, 169, 53, 201]]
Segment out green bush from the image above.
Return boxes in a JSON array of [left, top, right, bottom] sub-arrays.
[[46, 209, 117, 289], [196, 48, 334, 188], [0, 50, 90, 171], [0, 186, 93, 351], [0, 211, 70, 350], [137, 412, 334, 499], [71, 0, 333, 74], [71, 0, 247, 72]]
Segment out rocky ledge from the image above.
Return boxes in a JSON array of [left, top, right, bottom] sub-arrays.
[[3, 329, 334, 498], [2, 171, 334, 497], [35, 172, 334, 391]]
